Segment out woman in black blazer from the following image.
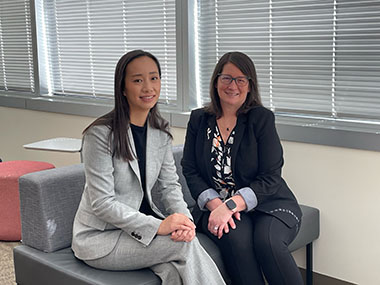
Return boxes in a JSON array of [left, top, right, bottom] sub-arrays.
[[182, 52, 303, 285]]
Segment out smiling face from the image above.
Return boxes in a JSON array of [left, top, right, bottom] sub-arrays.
[[123, 56, 161, 115], [216, 62, 250, 111]]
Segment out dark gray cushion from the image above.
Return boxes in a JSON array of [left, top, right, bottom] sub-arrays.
[[14, 246, 160, 285], [13, 233, 226, 285], [289, 204, 320, 252], [19, 164, 85, 252]]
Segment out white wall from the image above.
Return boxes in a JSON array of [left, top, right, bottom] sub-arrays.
[[283, 142, 380, 284], [1, 106, 379, 284]]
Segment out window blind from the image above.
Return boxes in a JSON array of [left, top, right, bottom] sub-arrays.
[[36, 0, 176, 105], [335, 0, 380, 121], [196, 0, 271, 107], [0, 0, 34, 92], [196, 0, 380, 125]]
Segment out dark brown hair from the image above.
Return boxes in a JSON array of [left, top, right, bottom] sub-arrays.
[[206, 51, 263, 118], [83, 50, 171, 161]]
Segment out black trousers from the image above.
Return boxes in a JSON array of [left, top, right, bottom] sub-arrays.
[[200, 211, 303, 285]]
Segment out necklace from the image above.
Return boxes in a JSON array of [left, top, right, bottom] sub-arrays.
[[217, 114, 236, 135], [219, 122, 234, 132], [217, 117, 236, 133]]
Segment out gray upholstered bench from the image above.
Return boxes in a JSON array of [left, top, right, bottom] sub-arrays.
[[13, 145, 319, 285]]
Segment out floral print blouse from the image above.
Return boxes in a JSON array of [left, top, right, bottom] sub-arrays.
[[211, 124, 236, 201]]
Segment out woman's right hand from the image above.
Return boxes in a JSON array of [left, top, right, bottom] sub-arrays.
[[157, 213, 195, 236], [206, 198, 241, 238]]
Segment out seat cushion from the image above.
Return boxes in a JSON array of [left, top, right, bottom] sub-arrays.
[[288, 204, 320, 252], [13, 233, 227, 285], [14, 246, 160, 285]]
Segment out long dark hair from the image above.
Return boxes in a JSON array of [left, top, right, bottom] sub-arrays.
[[83, 50, 171, 161], [206, 51, 263, 118]]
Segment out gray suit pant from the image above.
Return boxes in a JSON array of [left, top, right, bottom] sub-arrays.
[[84, 232, 225, 285]]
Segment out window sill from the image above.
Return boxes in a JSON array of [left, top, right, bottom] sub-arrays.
[[1, 94, 380, 152], [0, 93, 114, 118]]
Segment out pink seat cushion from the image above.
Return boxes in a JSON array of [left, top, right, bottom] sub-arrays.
[[0, 161, 55, 241]]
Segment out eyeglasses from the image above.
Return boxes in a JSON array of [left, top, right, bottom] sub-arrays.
[[218, 74, 250, 87]]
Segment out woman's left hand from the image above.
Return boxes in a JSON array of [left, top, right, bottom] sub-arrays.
[[208, 203, 233, 239]]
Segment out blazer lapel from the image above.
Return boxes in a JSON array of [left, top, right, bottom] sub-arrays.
[[145, 123, 160, 199], [127, 126, 141, 185], [204, 115, 216, 186], [231, 113, 247, 173]]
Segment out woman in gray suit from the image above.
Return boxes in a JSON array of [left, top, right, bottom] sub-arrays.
[[72, 50, 225, 285]]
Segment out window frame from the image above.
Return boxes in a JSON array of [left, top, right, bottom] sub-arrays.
[[1, 0, 379, 152]]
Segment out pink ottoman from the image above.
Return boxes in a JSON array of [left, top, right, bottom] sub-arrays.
[[0, 161, 55, 241]]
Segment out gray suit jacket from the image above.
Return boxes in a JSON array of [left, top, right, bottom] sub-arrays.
[[72, 123, 192, 260]]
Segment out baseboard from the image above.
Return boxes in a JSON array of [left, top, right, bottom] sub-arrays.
[[299, 268, 357, 285]]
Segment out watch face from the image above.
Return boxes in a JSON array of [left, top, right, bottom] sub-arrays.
[[226, 199, 236, 210]]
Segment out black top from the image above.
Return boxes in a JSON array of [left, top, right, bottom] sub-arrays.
[[130, 123, 159, 218]]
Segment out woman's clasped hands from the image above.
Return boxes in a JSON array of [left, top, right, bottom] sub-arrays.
[[158, 213, 196, 242], [207, 198, 241, 239]]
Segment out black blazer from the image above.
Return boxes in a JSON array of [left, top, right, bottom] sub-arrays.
[[181, 106, 302, 228]]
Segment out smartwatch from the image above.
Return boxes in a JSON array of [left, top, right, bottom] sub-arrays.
[[225, 199, 237, 213]]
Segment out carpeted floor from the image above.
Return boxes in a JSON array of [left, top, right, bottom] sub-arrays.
[[0, 241, 19, 285]]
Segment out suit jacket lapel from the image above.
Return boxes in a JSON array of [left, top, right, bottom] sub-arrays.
[[204, 114, 216, 186], [231, 113, 247, 173], [145, 123, 159, 200], [127, 126, 141, 186]]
